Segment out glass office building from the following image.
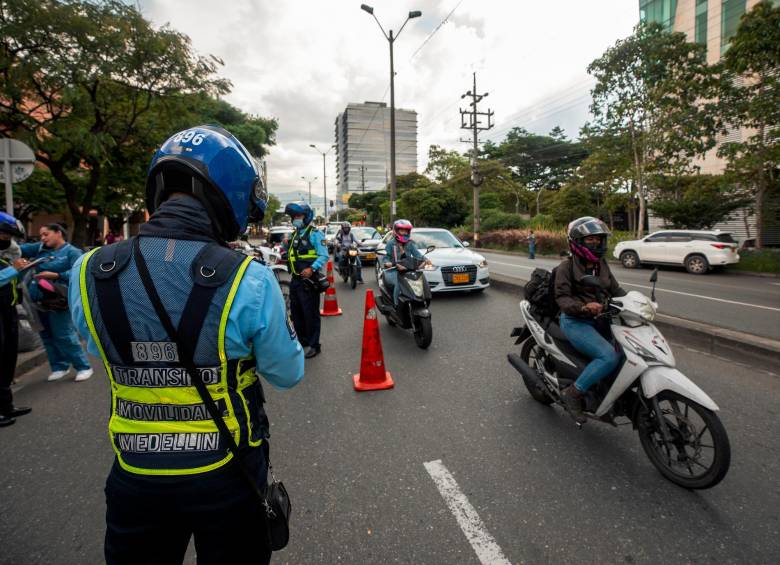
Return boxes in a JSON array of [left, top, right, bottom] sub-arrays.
[[334, 101, 418, 201]]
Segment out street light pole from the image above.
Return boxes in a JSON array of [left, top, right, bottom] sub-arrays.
[[309, 144, 335, 221], [361, 4, 421, 223], [301, 176, 317, 207]]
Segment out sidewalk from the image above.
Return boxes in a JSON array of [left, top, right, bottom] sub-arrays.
[[488, 271, 780, 374], [14, 348, 48, 381]]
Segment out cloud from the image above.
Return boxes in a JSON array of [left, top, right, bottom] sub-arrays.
[[139, 0, 637, 198]]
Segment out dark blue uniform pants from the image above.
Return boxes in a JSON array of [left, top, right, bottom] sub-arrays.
[[290, 277, 321, 350], [105, 447, 270, 565], [0, 303, 19, 414]]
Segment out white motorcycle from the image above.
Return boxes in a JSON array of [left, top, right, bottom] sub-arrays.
[[508, 269, 731, 489]]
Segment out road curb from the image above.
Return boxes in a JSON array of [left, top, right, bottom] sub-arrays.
[[475, 247, 779, 278], [15, 348, 48, 381], [488, 272, 780, 373]]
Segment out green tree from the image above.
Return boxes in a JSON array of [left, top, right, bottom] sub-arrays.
[[424, 145, 468, 183], [649, 174, 750, 229], [716, 1, 780, 248], [195, 96, 277, 157], [397, 185, 467, 228], [0, 0, 233, 245], [263, 194, 281, 227], [549, 186, 595, 225], [12, 168, 66, 225], [587, 22, 719, 237]]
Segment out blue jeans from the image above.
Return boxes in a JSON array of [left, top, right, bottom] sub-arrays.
[[529, 241, 535, 259], [559, 313, 621, 393], [383, 269, 402, 305], [39, 310, 91, 372]]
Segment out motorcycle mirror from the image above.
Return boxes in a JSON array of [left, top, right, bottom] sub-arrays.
[[650, 268, 658, 283], [426, 245, 436, 254], [560, 250, 571, 257], [462, 241, 470, 247]]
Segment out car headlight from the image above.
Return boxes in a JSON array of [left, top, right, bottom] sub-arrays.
[[422, 263, 438, 271], [478, 259, 488, 268]]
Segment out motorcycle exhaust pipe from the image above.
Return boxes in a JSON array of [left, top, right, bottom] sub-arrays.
[[508, 353, 545, 387]]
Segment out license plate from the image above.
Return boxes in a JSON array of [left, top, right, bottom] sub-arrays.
[[365, 253, 376, 260], [452, 273, 470, 284]]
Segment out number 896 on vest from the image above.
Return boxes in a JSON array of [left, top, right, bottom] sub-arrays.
[[131, 342, 179, 363]]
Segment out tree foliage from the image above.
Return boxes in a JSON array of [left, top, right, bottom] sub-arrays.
[[586, 22, 719, 237], [715, 0, 780, 248], [0, 0, 276, 245], [649, 175, 751, 229]]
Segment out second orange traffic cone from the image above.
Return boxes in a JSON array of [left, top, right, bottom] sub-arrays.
[[353, 289, 394, 391], [320, 259, 342, 316]]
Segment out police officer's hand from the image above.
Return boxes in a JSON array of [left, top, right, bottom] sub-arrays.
[[301, 267, 314, 279], [34, 271, 60, 280], [583, 302, 603, 316], [13, 258, 28, 270], [384, 262, 393, 269]]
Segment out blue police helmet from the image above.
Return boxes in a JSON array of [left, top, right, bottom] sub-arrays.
[[146, 125, 267, 242], [0, 211, 25, 238], [284, 201, 314, 226]]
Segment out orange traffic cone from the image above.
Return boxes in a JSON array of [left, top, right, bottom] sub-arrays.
[[353, 289, 394, 391], [320, 260, 343, 316]]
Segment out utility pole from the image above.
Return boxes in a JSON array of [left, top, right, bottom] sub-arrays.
[[359, 162, 367, 194], [459, 72, 494, 247], [309, 144, 335, 221]]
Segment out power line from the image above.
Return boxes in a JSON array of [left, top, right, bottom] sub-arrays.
[[409, 0, 466, 61]]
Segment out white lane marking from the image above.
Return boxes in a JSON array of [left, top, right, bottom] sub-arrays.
[[489, 258, 780, 311], [770, 282, 780, 287], [623, 282, 780, 312], [489, 260, 535, 270], [423, 460, 511, 565]]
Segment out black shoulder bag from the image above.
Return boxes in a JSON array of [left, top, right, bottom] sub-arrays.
[[131, 237, 291, 550]]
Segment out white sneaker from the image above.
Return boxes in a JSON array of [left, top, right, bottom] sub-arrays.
[[74, 369, 94, 382], [47, 370, 69, 382]]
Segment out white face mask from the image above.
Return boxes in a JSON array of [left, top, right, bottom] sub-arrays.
[[292, 219, 304, 229]]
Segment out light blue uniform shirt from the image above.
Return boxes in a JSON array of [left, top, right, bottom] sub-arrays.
[[307, 229, 329, 271], [68, 255, 304, 390], [0, 266, 19, 287]]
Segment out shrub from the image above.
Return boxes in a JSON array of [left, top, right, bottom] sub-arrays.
[[480, 210, 526, 231]]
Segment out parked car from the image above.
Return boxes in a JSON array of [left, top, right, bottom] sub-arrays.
[[375, 228, 490, 292], [613, 230, 739, 274], [268, 226, 294, 247], [323, 223, 341, 253]]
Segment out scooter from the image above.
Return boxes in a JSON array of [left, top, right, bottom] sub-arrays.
[[376, 255, 433, 349], [507, 269, 731, 489], [337, 243, 360, 289]]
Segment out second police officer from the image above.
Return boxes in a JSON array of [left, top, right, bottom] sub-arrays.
[[284, 202, 328, 359], [69, 125, 304, 564]]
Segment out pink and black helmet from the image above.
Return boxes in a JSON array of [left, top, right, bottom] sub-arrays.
[[567, 216, 610, 262], [393, 219, 413, 244]]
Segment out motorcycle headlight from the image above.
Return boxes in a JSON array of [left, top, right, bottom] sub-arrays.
[[638, 301, 656, 322], [478, 259, 488, 268], [407, 277, 424, 296]]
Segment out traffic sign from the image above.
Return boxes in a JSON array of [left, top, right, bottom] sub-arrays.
[[0, 138, 36, 214]]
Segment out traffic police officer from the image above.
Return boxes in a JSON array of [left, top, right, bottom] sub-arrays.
[[284, 202, 327, 359], [69, 125, 304, 564], [0, 213, 32, 427]]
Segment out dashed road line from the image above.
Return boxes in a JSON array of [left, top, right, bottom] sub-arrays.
[[424, 459, 512, 565]]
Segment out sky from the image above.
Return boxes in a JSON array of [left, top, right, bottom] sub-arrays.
[[137, 0, 639, 201]]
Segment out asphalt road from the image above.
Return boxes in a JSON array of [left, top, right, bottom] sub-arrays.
[[477, 250, 780, 341], [2, 272, 779, 564]]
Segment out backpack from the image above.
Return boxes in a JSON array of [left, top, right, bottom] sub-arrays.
[[523, 260, 572, 319]]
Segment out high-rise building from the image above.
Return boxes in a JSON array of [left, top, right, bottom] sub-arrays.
[[334, 101, 418, 202], [639, 0, 779, 243]]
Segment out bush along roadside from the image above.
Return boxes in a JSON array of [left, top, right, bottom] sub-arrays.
[[731, 249, 780, 274]]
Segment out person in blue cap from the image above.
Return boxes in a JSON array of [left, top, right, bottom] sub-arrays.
[[0, 212, 32, 427], [284, 201, 328, 359], [69, 125, 304, 564]]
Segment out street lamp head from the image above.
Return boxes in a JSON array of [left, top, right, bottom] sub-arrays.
[[309, 144, 316, 148], [361, 4, 374, 14], [408, 10, 422, 18]]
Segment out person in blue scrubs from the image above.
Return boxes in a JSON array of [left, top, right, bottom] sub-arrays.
[[20, 223, 92, 382]]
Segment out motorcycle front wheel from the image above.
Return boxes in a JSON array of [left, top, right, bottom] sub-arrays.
[[637, 391, 731, 489], [350, 265, 357, 289], [413, 316, 432, 349], [519, 340, 554, 405]]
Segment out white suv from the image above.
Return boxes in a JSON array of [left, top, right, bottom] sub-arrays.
[[613, 230, 740, 275]]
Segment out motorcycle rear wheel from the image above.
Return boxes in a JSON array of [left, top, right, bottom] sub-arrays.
[[519, 340, 554, 405], [413, 316, 432, 349], [637, 391, 730, 489]]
